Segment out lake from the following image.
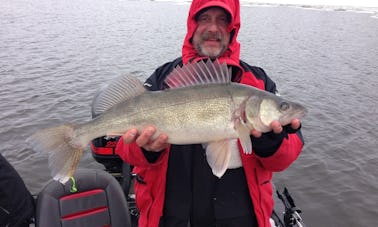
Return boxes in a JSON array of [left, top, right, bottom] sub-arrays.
[[1, 0, 377, 226]]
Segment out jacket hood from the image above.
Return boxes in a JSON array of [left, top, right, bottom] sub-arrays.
[[182, 0, 241, 67]]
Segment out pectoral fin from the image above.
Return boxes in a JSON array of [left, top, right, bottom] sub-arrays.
[[236, 124, 253, 154], [205, 140, 231, 178]]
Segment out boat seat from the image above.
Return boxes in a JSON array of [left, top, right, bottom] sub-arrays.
[[35, 168, 131, 227]]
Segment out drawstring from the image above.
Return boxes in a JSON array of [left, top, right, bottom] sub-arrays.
[[70, 177, 78, 193]]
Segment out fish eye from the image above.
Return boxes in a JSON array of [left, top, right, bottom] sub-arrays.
[[279, 102, 290, 112]]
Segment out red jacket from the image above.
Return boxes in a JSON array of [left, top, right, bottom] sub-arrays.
[[116, 0, 304, 226]]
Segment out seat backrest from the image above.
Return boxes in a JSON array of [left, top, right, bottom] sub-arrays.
[[36, 169, 131, 227]]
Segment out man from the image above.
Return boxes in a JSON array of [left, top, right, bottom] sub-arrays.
[[115, 0, 304, 226]]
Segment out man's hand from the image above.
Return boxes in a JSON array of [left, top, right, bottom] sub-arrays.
[[251, 119, 301, 138], [122, 126, 169, 152]]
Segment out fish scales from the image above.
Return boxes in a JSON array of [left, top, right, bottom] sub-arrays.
[[76, 83, 246, 145]]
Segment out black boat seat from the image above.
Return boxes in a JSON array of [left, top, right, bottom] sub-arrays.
[[35, 169, 131, 227]]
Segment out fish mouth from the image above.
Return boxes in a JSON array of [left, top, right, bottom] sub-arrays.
[[290, 103, 308, 118], [279, 109, 307, 126], [298, 106, 308, 118]]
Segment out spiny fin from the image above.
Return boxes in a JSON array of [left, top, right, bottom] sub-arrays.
[[164, 59, 231, 89], [205, 140, 231, 178], [92, 74, 145, 116]]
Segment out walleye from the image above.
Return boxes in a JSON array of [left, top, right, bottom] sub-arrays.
[[27, 60, 307, 184]]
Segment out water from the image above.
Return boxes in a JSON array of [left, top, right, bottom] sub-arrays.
[[1, 0, 377, 226]]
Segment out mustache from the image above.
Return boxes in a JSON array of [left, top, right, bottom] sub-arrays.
[[201, 32, 222, 41]]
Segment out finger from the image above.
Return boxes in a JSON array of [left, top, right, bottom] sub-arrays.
[[136, 126, 156, 147], [291, 119, 301, 130], [123, 128, 138, 144], [271, 121, 283, 134], [251, 129, 262, 138], [146, 133, 169, 152]]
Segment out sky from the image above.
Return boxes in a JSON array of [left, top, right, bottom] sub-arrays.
[[159, 0, 378, 13], [163, 0, 378, 8], [241, 0, 377, 8]]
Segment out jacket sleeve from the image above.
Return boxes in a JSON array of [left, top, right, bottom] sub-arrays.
[[252, 130, 304, 172], [115, 138, 168, 167]]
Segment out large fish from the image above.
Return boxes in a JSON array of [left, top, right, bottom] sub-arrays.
[[27, 60, 307, 183]]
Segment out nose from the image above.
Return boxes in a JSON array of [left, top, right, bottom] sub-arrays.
[[207, 23, 219, 32], [207, 19, 221, 32]]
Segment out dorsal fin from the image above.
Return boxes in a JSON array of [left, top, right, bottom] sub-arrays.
[[164, 59, 231, 89], [91, 74, 145, 117]]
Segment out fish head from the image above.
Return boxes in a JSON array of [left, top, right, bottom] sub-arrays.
[[244, 95, 307, 133]]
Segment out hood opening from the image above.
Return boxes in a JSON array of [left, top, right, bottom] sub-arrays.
[[182, 0, 241, 71]]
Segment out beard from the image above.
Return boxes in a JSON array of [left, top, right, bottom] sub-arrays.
[[194, 32, 228, 59]]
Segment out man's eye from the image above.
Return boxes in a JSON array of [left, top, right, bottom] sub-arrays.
[[217, 17, 229, 26], [198, 16, 209, 23]]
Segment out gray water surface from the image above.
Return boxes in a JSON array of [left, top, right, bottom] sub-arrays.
[[1, 0, 377, 226]]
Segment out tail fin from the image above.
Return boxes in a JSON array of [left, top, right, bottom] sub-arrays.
[[27, 124, 86, 184]]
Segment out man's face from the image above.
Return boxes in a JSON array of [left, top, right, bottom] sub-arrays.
[[192, 7, 231, 59]]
